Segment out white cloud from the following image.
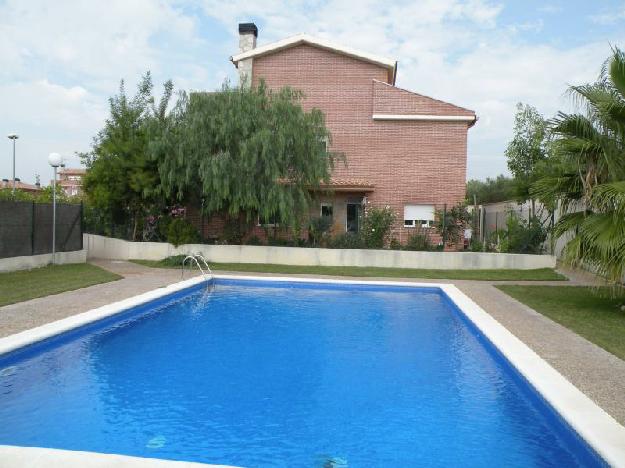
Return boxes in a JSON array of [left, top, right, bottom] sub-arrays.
[[508, 19, 544, 34], [0, 0, 212, 182], [0, 0, 199, 84], [0, 79, 106, 183], [537, 4, 562, 14], [590, 6, 625, 25]]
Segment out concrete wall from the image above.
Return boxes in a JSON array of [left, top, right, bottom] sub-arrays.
[[85, 234, 556, 270], [0, 249, 87, 273]]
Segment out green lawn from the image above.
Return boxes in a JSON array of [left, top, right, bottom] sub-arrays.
[[132, 258, 566, 281], [497, 285, 625, 361], [0, 263, 122, 307]]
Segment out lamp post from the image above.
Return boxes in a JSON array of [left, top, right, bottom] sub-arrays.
[[48, 153, 63, 265], [7, 133, 18, 195]]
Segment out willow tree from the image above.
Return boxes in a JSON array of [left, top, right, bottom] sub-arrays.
[[533, 48, 625, 284], [150, 82, 339, 231]]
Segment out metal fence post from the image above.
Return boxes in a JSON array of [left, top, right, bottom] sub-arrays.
[[80, 201, 84, 251], [31, 201, 35, 255], [442, 203, 447, 247]]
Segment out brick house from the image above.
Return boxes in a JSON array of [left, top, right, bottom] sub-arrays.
[[197, 23, 476, 245]]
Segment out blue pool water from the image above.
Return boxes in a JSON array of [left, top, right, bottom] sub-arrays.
[[0, 279, 602, 467]]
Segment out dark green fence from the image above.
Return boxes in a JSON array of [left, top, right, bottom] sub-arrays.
[[0, 201, 83, 259]]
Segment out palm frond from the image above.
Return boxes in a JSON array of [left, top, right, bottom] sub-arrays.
[[609, 47, 625, 99], [589, 181, 625, 215], [531, 174, 582, 209]]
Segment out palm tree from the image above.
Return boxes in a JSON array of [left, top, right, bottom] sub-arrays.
[[533, 48, 625, 284]]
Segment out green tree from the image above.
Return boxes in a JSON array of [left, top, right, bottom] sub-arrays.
[[533, 48, 625, 284], [150, 82, 340, 231], [505, 103, 549, 212], [0, 185, 79, 204], [466, 175, 516, 204], [82, 72, 173, 240]]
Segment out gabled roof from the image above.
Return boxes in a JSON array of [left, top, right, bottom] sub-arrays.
[[372, 79, 477, 126], [0, 180, 41, 192], [231, 34, 397, 83]]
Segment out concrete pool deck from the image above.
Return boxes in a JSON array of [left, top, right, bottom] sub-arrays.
[[0, 445, 237, 468], [1, 259, 624, 432]]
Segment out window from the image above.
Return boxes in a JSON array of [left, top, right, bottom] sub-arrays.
[[320, 136, 329, 152], [258, 213, 280, 227], [404, 204, 435, 228], [321, 203, 333, 219]]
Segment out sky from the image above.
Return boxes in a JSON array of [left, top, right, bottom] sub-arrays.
[[1, 0, 625, 185]]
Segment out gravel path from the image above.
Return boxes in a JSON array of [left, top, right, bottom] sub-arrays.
[[0, 260, 198, 338]]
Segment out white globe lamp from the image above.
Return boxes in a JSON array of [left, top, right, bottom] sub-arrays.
[[48, 152, 63, 168]]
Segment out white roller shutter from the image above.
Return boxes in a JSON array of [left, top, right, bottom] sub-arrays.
[[404, 204, 435, 221]]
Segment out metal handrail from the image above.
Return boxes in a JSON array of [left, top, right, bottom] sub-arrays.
[[181, 254, 213, 284], [193, 253, 213, 278]]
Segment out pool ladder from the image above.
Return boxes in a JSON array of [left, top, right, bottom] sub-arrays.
[[181, 253, 213, 284]]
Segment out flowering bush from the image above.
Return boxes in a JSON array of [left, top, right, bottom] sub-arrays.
[[435, 203, 471, 246], [360, 205, 396, 249]]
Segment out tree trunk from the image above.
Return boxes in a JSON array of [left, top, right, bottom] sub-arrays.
[[132, 214, 138, 241]]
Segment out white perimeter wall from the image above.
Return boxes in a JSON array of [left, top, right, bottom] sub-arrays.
[[0, 249, 87, 273], [85, 234, 556, 270]]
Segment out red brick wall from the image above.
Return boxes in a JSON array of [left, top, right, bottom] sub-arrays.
[[252, 44, 472, 244], [373, 80, 474, 116]]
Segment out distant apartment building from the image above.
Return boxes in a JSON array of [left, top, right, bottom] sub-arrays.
[[198, 24, 476, 243], [56, 168, 86, 197]]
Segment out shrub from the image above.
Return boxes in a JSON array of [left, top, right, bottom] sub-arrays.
[[221, 216, 250, 245], [500, 213, 547, 254], [327, 232, 364, 249], [360, 205, 396, 249], [308, 216, 333, 246], [166, 218, 200, 247], [267, 237, 294, 247], [158, 255, 187, 267], [295, 237, 309, 247], [389, 238, 402, 250], [469, 239, 486, 252], [405, 232, 432, 251], [244, 235, 264, 246]]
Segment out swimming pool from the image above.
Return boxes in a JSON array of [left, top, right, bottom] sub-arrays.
[[0, 276, 621, 466]]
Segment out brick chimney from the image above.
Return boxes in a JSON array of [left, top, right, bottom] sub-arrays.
[[237, 23, 257, 88]]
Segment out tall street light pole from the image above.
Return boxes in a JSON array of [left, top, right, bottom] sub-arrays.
[[48, 153, 63, 265], [7, 133, 18, 195]]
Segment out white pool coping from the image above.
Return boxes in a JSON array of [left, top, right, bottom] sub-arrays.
[[1, 274, 624, 467], [0, 445, 237, 468]]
